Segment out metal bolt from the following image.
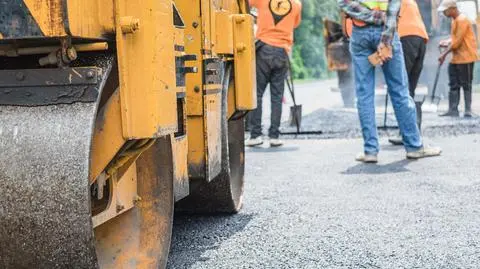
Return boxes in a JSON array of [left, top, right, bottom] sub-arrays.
[[235, 17, 246, 24], [133, 195, 142, 204], [66, 47, 77, 61], [120, 16, 140, 34], [192, 22, 199, 28], [86, 71, 95, 79], [194, 86, 200, 93], [236, 43, 247, 53], [16, 72, 25, 81], [116, 204, 125, 213]]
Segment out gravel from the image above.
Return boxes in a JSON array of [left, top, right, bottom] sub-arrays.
[[168, 135, 480, 268], [168, 80, 480, 268]]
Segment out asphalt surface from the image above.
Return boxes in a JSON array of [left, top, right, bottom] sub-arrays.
[[168, 80, 480, 268], [168, 135, 480, 268]]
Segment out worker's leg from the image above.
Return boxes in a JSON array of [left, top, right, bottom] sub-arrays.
[[442, 63, 461, 116], [381, 34, 423, 152], [402, 36, 426, 130], [350, 26, 379, 155], [250, 47, 272, 139], [401, 36, 426, 98], [462, 63, 474, 116], [268, 50, 289, 139], [401, 36, 419, 98], [410, 38, 426, 97]]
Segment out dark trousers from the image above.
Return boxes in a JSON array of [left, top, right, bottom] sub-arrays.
[[250, 43, 289, 139], [448, 62, 474, 112], [401, 36, 426, 98]]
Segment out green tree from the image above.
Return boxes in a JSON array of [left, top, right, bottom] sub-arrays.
[[292, 0, 340, 80]]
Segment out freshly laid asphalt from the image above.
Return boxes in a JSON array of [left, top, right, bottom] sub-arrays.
[[168, 135, 480, 268], [167, 80, 480, 268]]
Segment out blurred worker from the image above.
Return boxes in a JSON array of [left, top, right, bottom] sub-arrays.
[[338, 14, 356, 108], [438, 0, 478, 117], [338, 0, 442, 162], [246, 0, 302, 147], [389, 0, 429, 145]]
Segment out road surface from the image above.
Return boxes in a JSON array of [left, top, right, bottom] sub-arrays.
[[168, 80, 480, 268]]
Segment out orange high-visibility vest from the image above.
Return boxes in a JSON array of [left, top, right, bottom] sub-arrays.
[[398, 0, 429, 41], [352, 0, 388, 27], [341, 12, 354, 38]]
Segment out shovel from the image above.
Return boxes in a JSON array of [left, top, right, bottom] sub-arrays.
[[281, 58, 323, 136], [286, 70, 302, 133], [423, 47, 446, 113], [422, 61, 443, 112]]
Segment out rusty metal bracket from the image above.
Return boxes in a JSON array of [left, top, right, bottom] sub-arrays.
[[0, 67, 106, 106]]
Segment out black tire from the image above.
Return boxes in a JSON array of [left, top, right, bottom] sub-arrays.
[[176, 63, 245, 213], [176, 119, 245, 213]]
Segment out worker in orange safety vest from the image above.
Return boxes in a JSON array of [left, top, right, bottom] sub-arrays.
[[389, 0, 429, 145]]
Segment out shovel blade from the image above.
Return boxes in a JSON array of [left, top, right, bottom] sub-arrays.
[[422, 102, 438, 113], [289, 105, 302, 127]]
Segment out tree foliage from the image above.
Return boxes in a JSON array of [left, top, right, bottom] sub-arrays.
[[292, 0, 340, 79]]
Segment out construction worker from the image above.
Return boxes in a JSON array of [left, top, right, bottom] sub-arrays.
[[246, 0, 302, 147], [389, 0, 429, 145], [438, 0, 478, 117], [338, 0, 442, 162], [338, 14, 356, 108]]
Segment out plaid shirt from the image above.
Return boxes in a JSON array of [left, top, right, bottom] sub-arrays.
[[337, 0, 401, 44]]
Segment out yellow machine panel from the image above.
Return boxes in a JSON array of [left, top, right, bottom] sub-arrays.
[[0, 0, 255, 267], [66, 0, 115, 37], [4, 0, 114, 40], [215, 10, 234, 55], [175, 0, 204, 116], [115, 0, 178, 139], [204, 88, 223, 180], [233, 14, 257, 110], [23, 0, 67, 37]]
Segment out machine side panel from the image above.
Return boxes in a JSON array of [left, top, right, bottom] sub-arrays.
[[116, 0, 178, 139]]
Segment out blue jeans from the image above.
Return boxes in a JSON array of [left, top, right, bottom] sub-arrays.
[[350, 25, 423, 154]]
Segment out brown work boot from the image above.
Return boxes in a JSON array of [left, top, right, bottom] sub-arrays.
[[406, 146, 442, 159], [355, 153, 378, 163]]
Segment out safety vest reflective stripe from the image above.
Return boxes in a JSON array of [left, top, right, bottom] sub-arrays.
[[352, 0, 388, 27], [360, 0, 388, 11]]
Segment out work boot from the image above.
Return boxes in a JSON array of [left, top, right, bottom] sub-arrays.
[[389, 101, 422, 146], [464, 89, 473, 118], [355, 153, 378, 163], [406, 146, 442, 159], [440, 91, 460, 117], [245, 137, 263, 147]]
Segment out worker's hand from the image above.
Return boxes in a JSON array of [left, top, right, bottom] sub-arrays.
[[377, 43, 393, 62], [438, 53, 447, 65]]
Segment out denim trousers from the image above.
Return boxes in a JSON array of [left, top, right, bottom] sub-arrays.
[[350, 25, 423, 154], [250, 43, 289, 139]]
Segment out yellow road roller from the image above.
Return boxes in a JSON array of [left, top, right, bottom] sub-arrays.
[[0, 0, 255, 268]]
